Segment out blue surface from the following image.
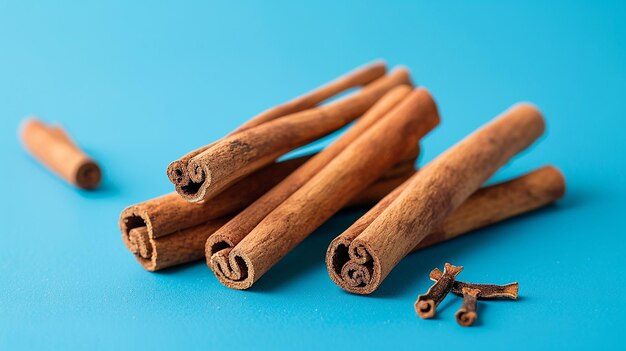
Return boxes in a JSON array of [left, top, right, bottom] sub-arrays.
[[1, 1, 625, 349]]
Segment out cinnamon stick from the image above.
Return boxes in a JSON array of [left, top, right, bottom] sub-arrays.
[[168, 61, 386, 175], [127, 218, 231, 271], [20, 118, 101, 189], [456, 287, 480, 326], [430, 268, 519, 300], [328, 165, 563, 294], [207, 88, 440, 289], [326, 104, 547, 294], [415, 263, 463, 319], [415, 165, 565, 251], [120, 159, 417, 271], [168, 67, 412, 203], [232, 61, 387, 133]]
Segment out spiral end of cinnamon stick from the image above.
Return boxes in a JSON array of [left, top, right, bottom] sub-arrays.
[[119, 207, 158, 271], [208, 244, 255, 290], [326, 238, 382, 295], [166, 158, 212, 203], [129, 227, 153, 258], [166, 160, 186, 185]]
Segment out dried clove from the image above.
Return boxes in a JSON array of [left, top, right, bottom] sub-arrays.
[[415, 263, 463, 318], [430, 268, 518, 300], [456, 287, 480, 327]]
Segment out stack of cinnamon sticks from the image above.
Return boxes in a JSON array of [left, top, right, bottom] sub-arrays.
[[120, 62, 419, 271], [119, 61, 565, 295]]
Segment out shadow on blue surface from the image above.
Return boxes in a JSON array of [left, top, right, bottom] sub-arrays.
[[376, 207, 560, 297]]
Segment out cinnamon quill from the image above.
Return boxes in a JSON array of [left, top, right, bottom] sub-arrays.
[[326, 104, 548, 294], [168, 61, 386, 176], [20, 118, 101, 189], [168, 66, 411, 203], [328, 165, 565, 294]]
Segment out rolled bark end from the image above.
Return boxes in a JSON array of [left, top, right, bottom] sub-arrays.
[[129, 227, 152, 259], [166, 160, 186, 186], [209, 248, 255, 290], [176, 160, 212, 203], [171, 68, 415, 204], [326, 236, 383, 295], [340, 261, 372, 288], [119, 208, 158, 271]]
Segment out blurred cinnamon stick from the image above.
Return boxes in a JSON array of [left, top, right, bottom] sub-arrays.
[[20, 118, 101, 189]]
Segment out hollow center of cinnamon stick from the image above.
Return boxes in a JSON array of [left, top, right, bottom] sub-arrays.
[[331, 244, 350, 276], [209, 241, 231, 257], [181, 181, 202, 197], [123, 215, 153, 260]]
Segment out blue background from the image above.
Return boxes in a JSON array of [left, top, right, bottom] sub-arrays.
[[1, 1, 625, 349]]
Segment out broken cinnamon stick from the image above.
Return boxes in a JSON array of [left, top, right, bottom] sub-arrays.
[[326, 103, 546, 294], [120, 158, 417, 271], [207, 88, 439, 289], [456, 287, 480, 326], [430, 268, 519, 300], [20, 118, 101, 189], [415, 263, 463, 319], [168, 67, 411, 203]]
